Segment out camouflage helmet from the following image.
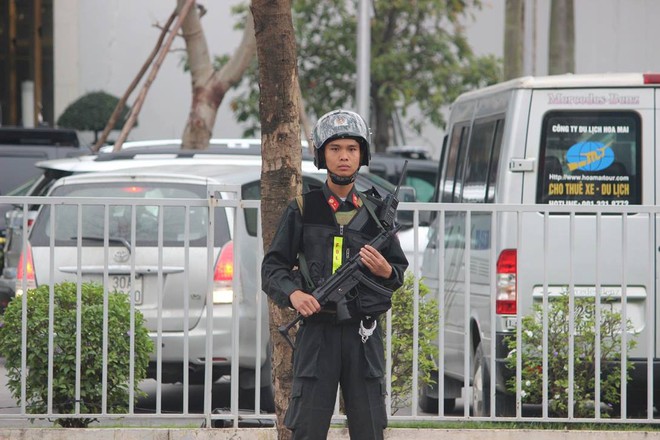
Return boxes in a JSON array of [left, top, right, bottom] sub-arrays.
[[311, 109, 371, 169]]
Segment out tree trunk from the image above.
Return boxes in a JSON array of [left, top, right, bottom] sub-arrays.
[[503, 0, 525, 80], [372, 94, 391, 153], [252, 1, 300, 439], [180, 1, 257, 149], [548, 0, 575, 75]]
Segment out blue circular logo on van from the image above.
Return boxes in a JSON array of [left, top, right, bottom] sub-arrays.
[[566, 142, 614, 172]]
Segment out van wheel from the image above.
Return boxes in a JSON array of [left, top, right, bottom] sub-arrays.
[[470, 343, 489, 416], [419, 383, 456, 414], [419, 383, 438, 413]]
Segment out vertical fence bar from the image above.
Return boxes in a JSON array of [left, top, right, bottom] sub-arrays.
[[567, 212, 575, 419], [47, 201, 56, 415], [594, 212, 602, 419], [515, 210, 522, 419], [462, 210, 471, 417], [20, 202, 29, 415], [411, 208, 420, 416], [255, 201, 264, 415], [620, 213, 629, 420], [231, 197, 241, 427], [204, 192, 216, 426], [438, 209, 446, 417], [129, 205, 137, 414], [386, 308, 393, 415], [182, 205, 191, 413], [541, 210, 549, 420], [155, 206, 164, 415], [75, 204, 83, 415], [488, 209, 497, 418], [647, 213, 655, 420], [102, 204, 110, 415]]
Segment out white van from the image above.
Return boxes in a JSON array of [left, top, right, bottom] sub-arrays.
[[420, 73, 658, 417]]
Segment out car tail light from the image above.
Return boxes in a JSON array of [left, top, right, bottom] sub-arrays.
[[496, 249, 517, 315], [15, 244, 36, 296], [213, 241, 234, 304]]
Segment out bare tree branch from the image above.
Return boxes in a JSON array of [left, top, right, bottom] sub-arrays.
[[113, 0, 196, 152], [92, 10, 177, 152]]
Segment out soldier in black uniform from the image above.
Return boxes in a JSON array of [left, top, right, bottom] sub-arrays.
[[261, 109, 408, 439]]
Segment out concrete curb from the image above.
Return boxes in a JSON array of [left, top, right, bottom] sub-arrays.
[[0, 428, 659, 440]]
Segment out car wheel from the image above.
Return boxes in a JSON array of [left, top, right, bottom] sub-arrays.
[[239, 345, 275, 413], [470, 342, 489, 416]]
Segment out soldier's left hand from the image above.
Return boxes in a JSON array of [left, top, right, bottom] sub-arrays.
[[360, 244, 393, 279]]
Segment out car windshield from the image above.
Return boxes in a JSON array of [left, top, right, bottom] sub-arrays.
[[30, 182, 230, 247]]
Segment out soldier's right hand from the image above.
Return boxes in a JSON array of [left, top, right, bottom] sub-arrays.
[[290, 290, 321, 317]]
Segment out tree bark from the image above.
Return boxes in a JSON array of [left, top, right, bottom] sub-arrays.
[[503, 0, 525, 80], [180, 1, 257, 149], [548, 0, 575, 75], [252, 1, 300, 438]]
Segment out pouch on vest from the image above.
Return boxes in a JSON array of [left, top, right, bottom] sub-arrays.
[[345, 271, 394, 318]]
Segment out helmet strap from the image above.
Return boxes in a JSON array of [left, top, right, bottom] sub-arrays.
[[329, 171, 357, 186]]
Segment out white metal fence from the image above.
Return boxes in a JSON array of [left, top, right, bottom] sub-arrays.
[[0, 190, 659, 427]]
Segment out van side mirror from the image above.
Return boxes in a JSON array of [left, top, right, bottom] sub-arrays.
[[419, 210, 432, 227], [395, 186, 416, 227]]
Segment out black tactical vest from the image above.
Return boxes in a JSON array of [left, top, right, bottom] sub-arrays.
[[299, 188, 382, 290]]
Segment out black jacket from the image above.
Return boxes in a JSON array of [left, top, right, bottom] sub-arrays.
[[261, 183, 408, 309]]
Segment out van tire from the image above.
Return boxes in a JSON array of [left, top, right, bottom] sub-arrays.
[[470, 343, 489, 416], [419, 383, 456, 414], [470, 342, 516, 417], [419, 385, 438, 413]]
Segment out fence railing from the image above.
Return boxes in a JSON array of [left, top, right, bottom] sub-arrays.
[[0, 190, 658, 427]]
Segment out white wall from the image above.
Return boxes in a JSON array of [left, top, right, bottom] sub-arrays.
[[55, 0, 246, 144]]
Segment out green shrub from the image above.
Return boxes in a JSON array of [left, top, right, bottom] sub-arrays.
[[389, 273, 439, 412], [56, 91, 133, 142], [505, 291, 636, 417], [0, 282, 153, 427]]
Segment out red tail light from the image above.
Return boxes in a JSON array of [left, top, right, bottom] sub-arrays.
[[214, 241, 234, 281], [213, 241, 234, 303], [15, 244, 36, 295], [643, 73, 660, 84], [496, 249, 517, 315]]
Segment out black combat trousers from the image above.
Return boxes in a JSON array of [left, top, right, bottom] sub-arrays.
[[284, 314, 387, 440]]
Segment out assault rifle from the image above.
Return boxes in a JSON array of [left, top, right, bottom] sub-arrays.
[[278, 161, 408, 349]]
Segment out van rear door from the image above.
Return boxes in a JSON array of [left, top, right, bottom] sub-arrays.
[[519, 87, 654, 360]]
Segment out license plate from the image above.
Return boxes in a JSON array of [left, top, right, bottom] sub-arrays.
[[110, 275, 143, 305]]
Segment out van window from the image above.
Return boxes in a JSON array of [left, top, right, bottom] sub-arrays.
[[461, 117, 504, 203], [486, 120, 504, 202], [441, 124, 470, 202], [537, 111, 641, 205]]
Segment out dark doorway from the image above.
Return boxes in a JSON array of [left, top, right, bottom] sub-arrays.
[[0, 0, 54, 127]]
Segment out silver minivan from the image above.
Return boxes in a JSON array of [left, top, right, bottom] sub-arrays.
[[420, 73, 660, 416]]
